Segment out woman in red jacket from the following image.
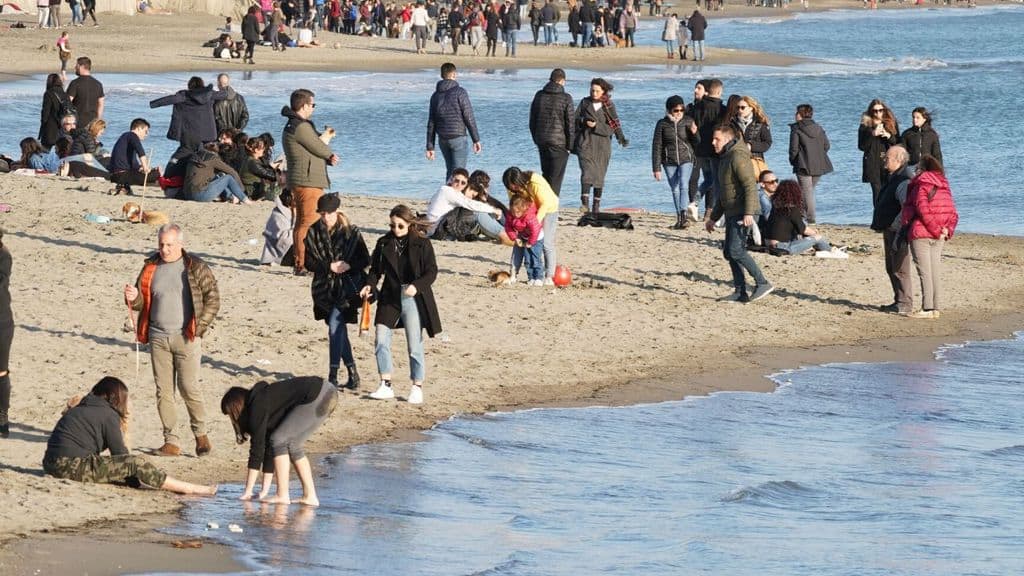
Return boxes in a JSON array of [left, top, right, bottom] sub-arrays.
[[901, 154, 958, 319]]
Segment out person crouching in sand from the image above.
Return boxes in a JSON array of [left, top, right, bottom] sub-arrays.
[[43, 377, 217, 495], [221, 376, 338, 506]]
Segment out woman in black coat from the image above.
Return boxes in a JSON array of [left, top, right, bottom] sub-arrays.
[[575, 77, 628, 214], [360, 204, 441, 405], [38, 73, 70, 150], [901, 107, 942, 167], [858, 98, 900, 204], [303, 194, 369, 390]]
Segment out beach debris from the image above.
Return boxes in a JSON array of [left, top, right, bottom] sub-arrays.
[[228, 523, 244, 533], [247, 238, 259, 245], [171, 539, 204, 549], [84, 213, 111, 224], [256, 359, 272, 366], [206, 521, 220, 530], [0, 203, 11, 213]]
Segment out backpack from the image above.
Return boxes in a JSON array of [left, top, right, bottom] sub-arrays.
[[577, 212, 634, 230], [58, 95, 77, 120]]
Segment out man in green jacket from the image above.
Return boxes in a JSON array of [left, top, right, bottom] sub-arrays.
[[282, 89, 338, 275], [705, 124, 773, 303]]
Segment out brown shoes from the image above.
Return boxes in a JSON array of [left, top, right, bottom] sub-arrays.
[[195, 435, 212, 457], [156, 442, 181, 457]]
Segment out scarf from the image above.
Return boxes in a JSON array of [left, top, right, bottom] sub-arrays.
[[599, 95, 621, 133]]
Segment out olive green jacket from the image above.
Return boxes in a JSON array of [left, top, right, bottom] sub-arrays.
[[281, 105, 333, 190], [709, 139, 760, 222]]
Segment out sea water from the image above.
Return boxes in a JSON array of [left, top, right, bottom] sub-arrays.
[[0, 6, 1021, 234], [172, 332, 1024, 575]]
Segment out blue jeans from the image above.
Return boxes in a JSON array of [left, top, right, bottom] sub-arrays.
[[192, 173, 247, 203], [692, 39, 705, 60], [505, 29, 517, 56], [698, 157, 719, 210], [327, 307, 355, 372], [71, 3, 82, 24], [437, 135, 468, 183], [581, 22, 593, 47], [475, 211, 505, 240], [662, 163, 692, 214], [375, 292, 425, 382], [542, 212, 557, 279], [543, 23, 555, 44], [723, 218, 768, 292], [758, 188, 772, 222], [774, 236, 830, 255], [664, 39, 677, 55], [513, 238, 544, 281]]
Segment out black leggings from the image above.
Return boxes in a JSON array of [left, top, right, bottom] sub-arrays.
[[0, 320, 12, 425], [245, 39, 256, 59]]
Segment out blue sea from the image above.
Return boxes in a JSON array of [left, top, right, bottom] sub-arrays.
[[1, 6, 1022, 234], [174, 331, 1024, 575]]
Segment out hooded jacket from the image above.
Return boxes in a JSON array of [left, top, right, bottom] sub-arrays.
[[426, 79, 480, 148], [651, 114, 699, 171], [710, 139, 759, 221], [183, 147, 242, 198], [788, 118, 834, 177], [692, 95, 725, 157], [43, 394, 128, 462], [902, 170, 958, 241], [149, 84, 227, 146], [214, 86, 250, 133], [529, 80, 575, 150], [281, 105, 333, 189]]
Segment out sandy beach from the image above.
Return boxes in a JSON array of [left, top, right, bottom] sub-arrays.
[[1, 1, 1022, 573]]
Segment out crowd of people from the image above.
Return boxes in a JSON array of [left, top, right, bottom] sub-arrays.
[[0, 49, 959, 504]]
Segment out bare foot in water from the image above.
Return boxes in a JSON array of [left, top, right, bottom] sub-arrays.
[[196, 484, 218, 496], [260, 494, 291, 505], [296, 497, 320, 507]]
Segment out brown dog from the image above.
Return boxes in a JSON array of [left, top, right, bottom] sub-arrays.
[[122, 202, 170, 226], [488, 269, 511, 286], [607, 33, 627, 48]]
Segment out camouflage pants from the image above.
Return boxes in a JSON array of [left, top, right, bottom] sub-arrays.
[[43, 454, 167, 489]]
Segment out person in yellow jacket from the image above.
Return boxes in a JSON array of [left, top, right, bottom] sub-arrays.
[[502, 166, 559, 285]]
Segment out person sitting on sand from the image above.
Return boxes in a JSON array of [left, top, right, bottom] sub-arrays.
[[221, 376, 338, 506], [261, 188, 295, 266], [43, 376, 218, 495], [183, 143, 250, 204], [765, 180, 846, 258], [424, 168, 504, 241], [240, 137, 280, 201], [19, 137, 61, 173]]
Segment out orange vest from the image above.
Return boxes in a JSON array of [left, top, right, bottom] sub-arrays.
[[134, 259, 198, 344]]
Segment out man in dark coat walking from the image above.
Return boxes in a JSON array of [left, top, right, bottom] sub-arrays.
[[529, 68, 575, 196]]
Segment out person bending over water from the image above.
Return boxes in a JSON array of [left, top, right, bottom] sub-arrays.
[[43, 377, 217, 495]]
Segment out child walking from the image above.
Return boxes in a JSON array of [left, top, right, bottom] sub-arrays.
[[57, 32, 72, 80], [504, 194, 545, 285]]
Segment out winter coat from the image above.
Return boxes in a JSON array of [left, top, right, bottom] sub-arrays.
[[732, 116, 772, 159], [709, 139, 759, 221], [304, 220, 370, 323], [261, 196, 293, 265], [39, 88, 70, 149], [661, 16, 678, 41], [149, 84, 227, 147], [651, 115, 698, 171], [43, 395, 127, 462], [691, 95, 725, 157], [871, 164, 914, 232], [426, 79, 480, 147], [858, 115, 900, 185], [129, 249, 220, 344], [575, 97, 627, 188], [281, 105, 333, 189], [529, 81, 575, 151], [240, 155, 278, 199], [900, 124, 942, 166], [366, 233, 442, 338], [901, 170, 958, 241], [568, 5, 580, 33], [214, 86, 250, 133], [242, 13, 261, 42], [182, 148, 242, 199], [69, 130, 101, 156], [687, 10, 706, 41], [504, 203, 542, 245], [578, 1, 594, 23], [788, 118, 833, 177]]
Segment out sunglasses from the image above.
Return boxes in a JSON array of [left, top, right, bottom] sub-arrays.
[[872, 108, 884, 113], [762, 179, 778, 185], [737, 105, 750, 110], [452, 178, 467, 185], [389, 223, 407, 230], [670, 108, 685, 113]]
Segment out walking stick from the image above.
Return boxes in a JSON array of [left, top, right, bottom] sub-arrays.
[[126, 300, 140, 386]]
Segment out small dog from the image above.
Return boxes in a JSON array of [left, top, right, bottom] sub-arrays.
[[319, 126, 336, 145], [488, 269, 511, 286], [122, 202, 170, 226], [608, 33, 627, 48]]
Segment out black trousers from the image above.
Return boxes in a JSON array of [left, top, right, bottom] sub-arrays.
[[245, 39, 256, 60], [537, 145, 569, 197]]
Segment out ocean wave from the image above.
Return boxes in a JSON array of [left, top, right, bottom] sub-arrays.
[[721, 479, 825, 508], [982, 445, 1024, 458]]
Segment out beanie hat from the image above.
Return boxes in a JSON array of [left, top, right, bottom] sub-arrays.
[[665, 95, 685, 111], [317, 193, 341, 213]]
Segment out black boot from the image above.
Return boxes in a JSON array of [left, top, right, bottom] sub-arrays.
[[0, 374, 9, 438], [592, 188, 602, 213], [344, 363, 361, 390], [670, 210, 686, 229], [328, 365, 339, 387]]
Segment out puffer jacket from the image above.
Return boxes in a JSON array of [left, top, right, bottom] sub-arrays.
[[651, 114, 698, 171], [732, 116, 772, 159], [281, 105, 333, 189], [69, 130, 101, 156], [901, 124, 942, 166], [303, 220, 370, 322], [902, 170, 958, 241], [149, 84, 227, 146], [129, 249, 220, 344], [214, 86, 250, 133], [692, 95, 725, 157], [709, 139, 759, 221], [788, 118, 833, 177], [426, 79, 480, 148], [529, 81, 575, 150]]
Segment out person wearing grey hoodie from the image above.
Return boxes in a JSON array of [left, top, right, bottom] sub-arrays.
[[788, 104, 833, 225]]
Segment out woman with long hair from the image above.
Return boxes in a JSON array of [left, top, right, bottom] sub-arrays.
[[729, 95, 772, 178], [38, 73, 70, 150], [221, 376, 337, 505], [858, 98, 900, 203], [303, 194, 369, 390], [360, 205, 442, 405], [651, 95, 699, 229], [43, 376, 217, 494], [19, 137, 61, 173], [503, 166, 559, 282], [901, 154, 958, 319], [575, 77, 628, 214], [765, 180, 844, 257], [901, 107, 942, 167], [0, 228, 12, 439]]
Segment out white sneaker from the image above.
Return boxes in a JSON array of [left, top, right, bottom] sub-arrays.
[[543, 277, 555, 286], [369, 382, 395, 400], [686, 202, 699, 223], [407, 385, 423, 405], [815, 248, 849, 259], [528, 279, 543, 286]]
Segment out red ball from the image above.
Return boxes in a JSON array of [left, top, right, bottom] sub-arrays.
[[552, 265, 572, 287]]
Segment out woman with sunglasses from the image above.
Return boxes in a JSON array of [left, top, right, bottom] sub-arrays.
[[858, 99, 900, 204], [729, 95, 772, 178], [360, 205, 441, 405], [651, 95, 699, 229]]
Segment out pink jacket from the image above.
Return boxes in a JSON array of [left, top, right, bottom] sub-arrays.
[[901, 170, 958, 241], [504, 203, 542, 245]]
